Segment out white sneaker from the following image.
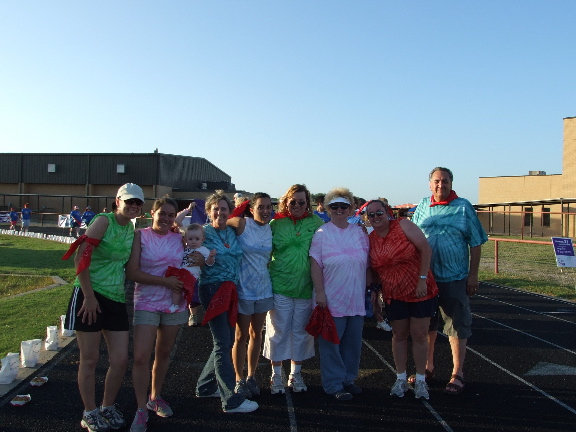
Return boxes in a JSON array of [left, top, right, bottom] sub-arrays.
[[188, 313, 199, 326], [414, 380, 430, 400], [223, 399, 259, 413], [81, 410, 110, 432], [376, 320, 392, 331], [100, 405, 125, 429], [288, 373, 307, 392], [270, 373, 285, 395], [390, 378, 409, 397]]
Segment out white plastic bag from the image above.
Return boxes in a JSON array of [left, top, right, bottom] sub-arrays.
[[20, 339, 42, 368], [60, 315, 74, 337], [45, 326, 59, 351], [0, 352, 20, 384]]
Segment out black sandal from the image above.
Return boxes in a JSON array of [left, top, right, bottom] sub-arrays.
[[444, 374, 465, 395]]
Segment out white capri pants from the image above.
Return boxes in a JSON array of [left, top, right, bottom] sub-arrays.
[[263, 293, 315, 362]]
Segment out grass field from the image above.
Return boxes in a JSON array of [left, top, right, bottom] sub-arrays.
[[0, 234, 74, 357], [479, 236, 576, 301]]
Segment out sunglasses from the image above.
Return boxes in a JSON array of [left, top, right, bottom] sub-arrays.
[[328, 203, 351, 210], [366, 210, 385, 219], [124, 199, 143, 206], [289, 200, 307, 207]]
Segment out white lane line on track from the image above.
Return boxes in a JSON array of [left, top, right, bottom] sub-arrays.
[[476, 294, 576, 326], [466, 345, 576, 416], [283, 385, 299, 432], [480, 282, 576, 307], [472, 312, 576, 356], [363, 340, 454, 432]]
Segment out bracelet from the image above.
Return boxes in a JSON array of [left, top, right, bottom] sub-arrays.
[[419, 275, 427, 280]]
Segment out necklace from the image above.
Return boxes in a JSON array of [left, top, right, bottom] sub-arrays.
[[294, 219, 303, 237], [216, 227, 230, 248]]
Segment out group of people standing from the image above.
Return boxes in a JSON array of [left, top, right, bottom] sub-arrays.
[[64, 165, 487, 432]]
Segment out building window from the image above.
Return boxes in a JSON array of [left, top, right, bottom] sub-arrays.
[[542, 207, 550, 227], [47, 163, 56, 173], [524, 207, 533, 227], [116, 164, 125, 174]]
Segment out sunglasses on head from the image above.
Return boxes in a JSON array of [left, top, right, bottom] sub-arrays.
[[124, 199, 143, 206], [328, 203, 351, 210], [289, 200, 307, 207], [366, 210, 385, 218]]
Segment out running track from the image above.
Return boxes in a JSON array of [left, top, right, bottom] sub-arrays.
[[1, 282, 575, 432]]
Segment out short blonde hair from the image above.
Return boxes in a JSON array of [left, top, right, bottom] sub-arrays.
[[324, 187, 354, 208], [205, 190, 233, 214]]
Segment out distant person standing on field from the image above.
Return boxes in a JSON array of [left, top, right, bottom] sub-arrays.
[[82, 206, 97, 229], [70, 205, 82, 237], [313, 194, 331, 223], [21, 203, 32, 233], [9, 207, 19, 231]]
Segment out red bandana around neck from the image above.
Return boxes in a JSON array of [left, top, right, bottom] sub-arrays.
[[430, 190, 459, 207], [273, 210, 310, 223]]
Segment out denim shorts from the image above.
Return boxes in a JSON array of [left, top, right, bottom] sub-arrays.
[[133, 309, 188, 326], [238, 297, 274, 315]]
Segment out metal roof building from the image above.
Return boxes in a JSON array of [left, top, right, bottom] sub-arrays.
[[0, 152, 235, 212]]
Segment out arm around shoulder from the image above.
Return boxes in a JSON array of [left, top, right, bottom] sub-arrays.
[[226, 216, 246, 235]]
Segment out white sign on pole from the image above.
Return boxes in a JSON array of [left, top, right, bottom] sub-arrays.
[[551, 237, 576, 267]]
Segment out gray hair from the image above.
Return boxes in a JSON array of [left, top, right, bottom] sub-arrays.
[[429, 167, 453, 182]]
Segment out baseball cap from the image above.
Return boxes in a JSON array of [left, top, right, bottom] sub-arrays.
[[117, 183, 145, 202]]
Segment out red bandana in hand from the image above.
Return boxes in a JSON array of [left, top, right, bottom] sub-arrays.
[[305, 305, 340, 344], [229, 200, 250, 219], [201, 281, 238, 327], [430, 190, 459, 207], [165, 267, 197, 306], [61, 235, 101, 275]]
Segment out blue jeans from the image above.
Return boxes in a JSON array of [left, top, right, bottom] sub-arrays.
[[196, 283, 245, 410], [317, 315, 364, 394]]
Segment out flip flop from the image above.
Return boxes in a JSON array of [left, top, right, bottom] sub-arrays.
[[407, 369, 435, 385], [444, 374, 465, 395]]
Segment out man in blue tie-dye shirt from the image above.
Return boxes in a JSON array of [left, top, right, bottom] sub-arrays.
[[412, 167, 487, 396]]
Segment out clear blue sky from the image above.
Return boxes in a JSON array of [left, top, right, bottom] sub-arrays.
[[1, 1, 574, 206]]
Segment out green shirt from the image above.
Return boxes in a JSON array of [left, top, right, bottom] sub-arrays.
[[269, 215, 324, 299], [73, 212, 134, 303]]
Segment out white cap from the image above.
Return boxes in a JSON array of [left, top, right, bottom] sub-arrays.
[[233, 192, 243, 199], [327, 197, 351, 205], [117, 183, 144, 202]]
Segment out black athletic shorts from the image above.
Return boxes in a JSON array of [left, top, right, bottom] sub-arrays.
[[65, 286, 129, 332]]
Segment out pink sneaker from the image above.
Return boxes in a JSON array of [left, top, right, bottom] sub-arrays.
[[146, 397, 173, 418]]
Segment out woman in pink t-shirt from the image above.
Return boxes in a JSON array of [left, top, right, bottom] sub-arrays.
[[126, 196, 197, 431], [309, 187, 369, 401]]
